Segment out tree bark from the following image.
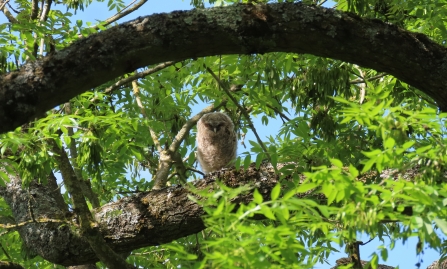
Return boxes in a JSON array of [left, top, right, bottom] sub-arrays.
[[0, 160, 424, 266], [0, 2, 447, 134], [0, 261, 26, 269], [0, 162, 436, 267], [0, 163, 281, 266]]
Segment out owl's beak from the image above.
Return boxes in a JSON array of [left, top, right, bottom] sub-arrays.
[[213, 128, 217, 133]]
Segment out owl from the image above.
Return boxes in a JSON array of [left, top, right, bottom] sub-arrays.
[[197, 112, 237, 174]]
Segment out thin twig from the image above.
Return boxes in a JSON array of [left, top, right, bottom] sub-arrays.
[[265, 103, 291, 121], [89, 61, 177, 104], [116, 190, 142, 194], [50, 139, 135, 269], [0, 0, 9, 11], [39, 0, 52, 22], [318, 0, 327, 6], [132, 249, 167, 256], [132, 79, 189, 184], [349, 73, 387, 84], [131, 80, 162, 152], [64, 102, 100, 208], [6, 2, 18, 13], [92, 0, 149, 29], [359, 238, 375, 245], [166, 173, 179, 181], [31, 0, 52, 57], [187, 167, 205, 176], [0, 242, 11, 260], [117, 0, 137, 14], [0, 3, 18, 23], [353, 65, 366, 104]]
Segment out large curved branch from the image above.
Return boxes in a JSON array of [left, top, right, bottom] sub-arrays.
[[0, 161, 436, 266], [1, 2, 446, 134], [0, 163, 281, 266]]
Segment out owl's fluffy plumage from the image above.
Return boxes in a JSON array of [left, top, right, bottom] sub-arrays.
[[197, 112, 237, 173]]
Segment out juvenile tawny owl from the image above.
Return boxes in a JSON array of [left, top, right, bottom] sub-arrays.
[[197, 112, 237, 173]]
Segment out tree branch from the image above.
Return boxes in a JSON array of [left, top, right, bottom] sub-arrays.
[[30, 0, 38, 20], [0, 261, 25, 269], [101, 0, 148, 27], [349, 73, 387, 84], [1, 161, 283, 266], [64, 103, 100, 208], [132, 79, 191, 185], [102, 61, 177, 97], [49, 140, 135, 269], [39, 0, 51, 22], [0, 3, 17, 23], [1, 3, 447, 134], [0, 159, 434, 267], [131, 80, 162, 152]]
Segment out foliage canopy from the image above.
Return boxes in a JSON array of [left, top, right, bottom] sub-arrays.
[[0, 0, 446, 268]]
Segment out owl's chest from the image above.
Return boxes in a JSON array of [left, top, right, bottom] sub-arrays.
[[199, 134, 231, 153]]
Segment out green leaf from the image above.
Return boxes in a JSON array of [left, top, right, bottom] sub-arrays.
[[327, 189, 337, 205], [271, 184, 281, 201], [3, 162, 17, 175], [255, 153, 264, 169], [411, 216, 424, 228], [348, 164, 359, 178], [213, 199, 225, 216], [362, 149, 382, 158], [335, 189, 345, 202], [253, 189, 263, 204], [425, 220, 434, 235], [283, 189, 296, 200], [260, 205, 276, 220], [296, 183, 318, 193], [416, 145, 432, 154], [384, 137, 395, 149], [330, 158, 343, 168], [371, 253, 379, 269], [321, 182, 333, 198], [63, 135, 71, 147], [0, 170, 8, 186], [317, 205, 329, 218], [243, 155, 251, 170], [361, 157, 377, 173], [402, 140, 415, 149], [434, 218, 447, 234], [235, 156, 242, 171], [380, 247, 388, 262], [281, 206, 290, 220]]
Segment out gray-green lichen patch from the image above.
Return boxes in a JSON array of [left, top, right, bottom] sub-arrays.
[[326, 25, 337, 38], [183, 17, 194, 25]]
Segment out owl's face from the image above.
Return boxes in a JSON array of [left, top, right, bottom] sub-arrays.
[[198, 113, 234, 135], [203, 121, 225, 133]]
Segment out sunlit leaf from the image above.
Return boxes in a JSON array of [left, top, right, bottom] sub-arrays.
[[271, 183, 281, 201], [253, 189, 263, 204]]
